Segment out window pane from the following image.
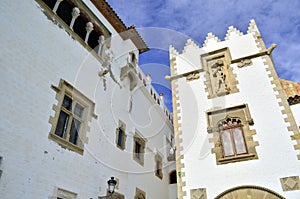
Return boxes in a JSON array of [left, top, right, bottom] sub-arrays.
[[55, 111, 69, 138], [69, 119, 81, 145], [233, 128, 247, 154], [74, 103, 84, 118], [62, 95, 72, 111], [221, 130, 234, 157], [117, 128, 123, 147], [135, 142, 141, 159]]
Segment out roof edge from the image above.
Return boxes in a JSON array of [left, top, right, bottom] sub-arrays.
[[90, 0, 149, 53]]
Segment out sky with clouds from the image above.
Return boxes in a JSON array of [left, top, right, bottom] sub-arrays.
[[107, 0, 300, 111]]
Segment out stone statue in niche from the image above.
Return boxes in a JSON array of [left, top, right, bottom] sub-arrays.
[[211, 60, 230, 96]]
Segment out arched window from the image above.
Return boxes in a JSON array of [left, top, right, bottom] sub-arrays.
[[169, 170, 177, 184], [218, 117, 247, 157]]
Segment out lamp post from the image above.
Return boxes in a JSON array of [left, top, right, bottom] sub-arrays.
[[107, 177, 117, 199]]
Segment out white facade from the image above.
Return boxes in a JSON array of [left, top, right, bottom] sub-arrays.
[[0, 0, 176, 198], [169, 21, 300, 198]]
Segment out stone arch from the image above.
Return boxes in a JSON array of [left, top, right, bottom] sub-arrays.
[[214, 185, 285, 199]]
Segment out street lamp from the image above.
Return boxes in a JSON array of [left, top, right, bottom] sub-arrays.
[[107, 177, 117, 198]]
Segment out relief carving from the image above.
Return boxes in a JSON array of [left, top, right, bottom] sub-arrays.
[[280, 176, 300, 191], [211, 60, 230, 96], [185, 71, 200, 81], [237, 59, 252, 68], [190, 188, 207, 199], [201, 48, 239, 99]]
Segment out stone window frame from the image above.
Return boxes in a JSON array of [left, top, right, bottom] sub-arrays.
[[201, 47, 239, 99], [133, 131, 146, 166], [56, 188, 77, 199], [134, 187, 146, 199], [101, 191, 124, 199], [154, 152, 163, 180], [49, 79, 97, 155], [115, 120, 127, 150], [206, 104, 258, 165]]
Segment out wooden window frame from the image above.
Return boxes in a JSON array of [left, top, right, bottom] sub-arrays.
[[49, 79, 97, 155], [220, 123, 248, 157]]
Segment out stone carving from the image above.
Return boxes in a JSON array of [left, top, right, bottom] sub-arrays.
[[185, 72, 200, 81], [280, 176, 300, 191], [201, 48, 239, 99], [190, 188, 207, 199], [237, 59, 252, 68], [211, 60, 230, 96]]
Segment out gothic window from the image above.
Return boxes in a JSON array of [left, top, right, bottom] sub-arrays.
[[154, 153, 163, 179], [133, 132, 146, 166], [219, 118, 247, 157], [49, 80, 96, 155], [206, 104, 258, 164], [115, 121, 127, 150]]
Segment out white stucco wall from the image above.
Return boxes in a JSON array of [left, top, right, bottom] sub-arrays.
[[172, 28, 300, 198], [0, 0, 176, 198], [291, 103, 300, 128]]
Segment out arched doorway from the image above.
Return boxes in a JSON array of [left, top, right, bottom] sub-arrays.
[[215, 185, 285, 199]]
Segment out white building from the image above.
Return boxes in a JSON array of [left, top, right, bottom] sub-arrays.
[[168, 20, 300, 198], [0, 0, 176, 198]]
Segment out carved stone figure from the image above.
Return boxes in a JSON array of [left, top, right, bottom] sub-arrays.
[[211, 60, 230, 95]]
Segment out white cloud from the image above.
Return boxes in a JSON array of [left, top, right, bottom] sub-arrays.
[[107, 0, 300, 85]]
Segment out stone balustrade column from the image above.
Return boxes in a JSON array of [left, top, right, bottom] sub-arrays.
[[97, 35, 105, 56], [53, 0, 63, 13], [70, 7, 80, 30], [84, 22, 94, 43]]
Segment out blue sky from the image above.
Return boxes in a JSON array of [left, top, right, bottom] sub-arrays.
[[107, 0, 300, 111]]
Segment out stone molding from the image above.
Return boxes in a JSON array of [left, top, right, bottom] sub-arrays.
[[280, 176, 300, 192], [169, 45, 187, 199]]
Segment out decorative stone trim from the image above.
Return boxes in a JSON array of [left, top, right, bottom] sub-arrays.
[[203, 32, 221, 47], [201, 47, 239, 99], [237, 59, 252, 68], [258, 37, 300, 160], [169, 45, 187, 199], [182, 38, 201, 54], [134, 187, 146, 199], [190, 188, 207, 199], [280, 176, 300, 192], [225, 26, 243, 40], [56, 188, 77, 199], [214, 185, 285, 199], [206, 104, 258, 165]]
